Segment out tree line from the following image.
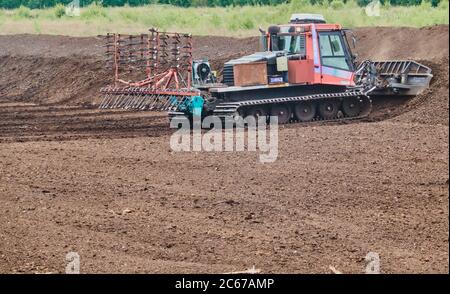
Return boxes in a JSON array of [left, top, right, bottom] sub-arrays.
[[0, 0, 443, 9]]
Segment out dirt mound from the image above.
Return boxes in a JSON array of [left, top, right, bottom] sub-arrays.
[[351, 25, 449, 126], [0, 34, 258, 59], [0, 55, 109, 106], [0, 34, 104, 58], [364, 58, 449, 126], [354, 25, 449, 62], [392, 58, 449, 125]]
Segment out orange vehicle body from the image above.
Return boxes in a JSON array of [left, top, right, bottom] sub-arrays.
[[267, 23, 356, 88]]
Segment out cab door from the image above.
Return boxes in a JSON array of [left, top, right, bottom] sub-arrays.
[[318, 31, 355, 86]]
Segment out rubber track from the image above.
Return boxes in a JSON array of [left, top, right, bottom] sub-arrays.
[[211, 91, 373, 124]]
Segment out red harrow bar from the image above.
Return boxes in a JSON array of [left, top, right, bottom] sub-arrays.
[[99, 28, 200, 111]]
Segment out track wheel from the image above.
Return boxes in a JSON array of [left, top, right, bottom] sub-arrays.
[[246, 106, 268, 120], [342, 97, 362, 117], [318, 100, 340, 120], [270, 104, 292, 124], [234, 107, 245, 118], [294, 101, 316, 122]]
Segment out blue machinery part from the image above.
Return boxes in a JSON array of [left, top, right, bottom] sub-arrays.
[[172, 95, 204, 117], [189, 96, 204, 117]]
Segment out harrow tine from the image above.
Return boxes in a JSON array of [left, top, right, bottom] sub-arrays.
[[136, 91, 149, 109], [162, 96, 174, 110], [151, 95, 162, 110], [123, 93, 135, 109], [135, 96, 144, 110], [130, 92, 144, 109], [121, 93, 134, 109], [148, 94, 159, 110], [124, 91, 136, 109], [101, 93, 113, 109], [112, 93, 125, 108], [158, 95, 169, 110], [138, 94, 149, 110], [122, 95, 132, 109], [167, 97, 177, 111], [148, 94, 158, 110], [153, 94, 166, 110], [109, 93, 120, 109], [100, 90, 115, 109], [108, 93, 117, 108], [139, 94, 154, 110], [105, 93, 115, 109], [169, 96, 181, 110], [106, 93, 117, 109], [100, 96, 107, 109], [99, 93, 108, 109], [126, 93, 138, 109], [116, 96, 125, 109], [127, 90, 147, 110], [159, 96, 171, 111], [168, 96, 182, 111], [137, 94, 147, 109]]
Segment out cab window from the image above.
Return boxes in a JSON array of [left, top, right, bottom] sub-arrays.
[[318, 32, 350, 71], [271, 34, 306, 55]]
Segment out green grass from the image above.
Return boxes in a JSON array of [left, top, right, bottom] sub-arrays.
[[33, 19, 42, 33], [0, 1, 448, 37], [14, 5, 32, 20]]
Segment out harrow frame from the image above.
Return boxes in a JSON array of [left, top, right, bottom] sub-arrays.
[[99, 28, 200, 111]]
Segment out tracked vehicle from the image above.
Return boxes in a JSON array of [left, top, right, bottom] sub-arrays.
[[99, 14, 433, 125]]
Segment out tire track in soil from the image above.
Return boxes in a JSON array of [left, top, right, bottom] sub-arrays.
[[0, 106, 171, 143]]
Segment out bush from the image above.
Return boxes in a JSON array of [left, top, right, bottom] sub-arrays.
[[27, 0, 41, 9], [192, 0, 209, 5], [438, 0, 447, 8], [356, 0, 371, 6], [210, 13, 222, 27], [119, 9, 138, 22], [81, 2, 108, 19], [290, 0, 310, 7], [15, 5, 32, 19], [330, 0, 345, 8], [54, 3, 66, 18], [241, 17, 254, 29], [389, 0, 422, 6], [430, 0, 440, 7], [33, 19, 41, 33]]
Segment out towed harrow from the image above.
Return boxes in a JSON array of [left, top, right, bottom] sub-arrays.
[[99, 28, 200, 111]]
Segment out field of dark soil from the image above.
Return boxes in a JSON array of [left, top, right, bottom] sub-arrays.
[[0, 25, 448, 273]]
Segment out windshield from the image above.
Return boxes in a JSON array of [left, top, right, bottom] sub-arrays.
[[318, 32, 351, 71]]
